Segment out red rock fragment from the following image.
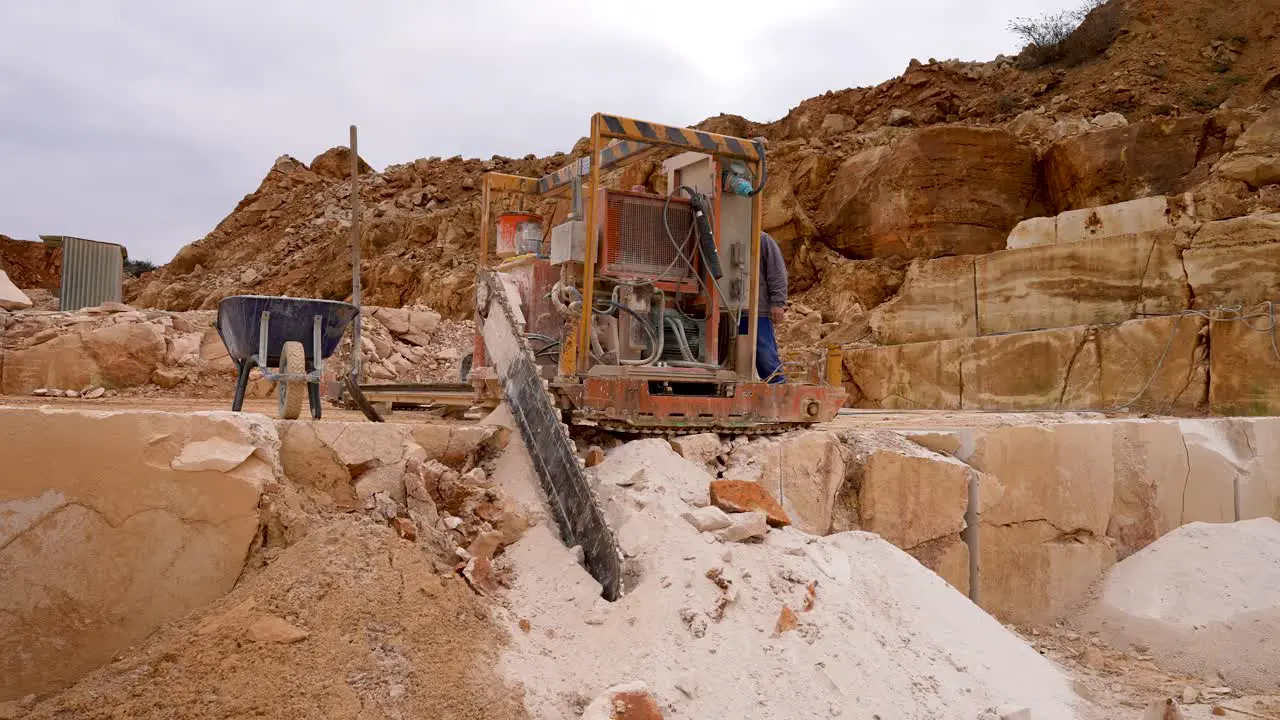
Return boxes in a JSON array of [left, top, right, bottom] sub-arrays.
[[709, 480, 791, 527]]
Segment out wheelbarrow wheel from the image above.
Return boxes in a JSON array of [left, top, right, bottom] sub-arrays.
[[277, 341, 306, 420]]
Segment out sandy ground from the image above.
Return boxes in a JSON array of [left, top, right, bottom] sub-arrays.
[[0, 394, 471, 426], [0, 393, 1132, 430]]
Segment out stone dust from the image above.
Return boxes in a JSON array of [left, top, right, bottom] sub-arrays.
[[1075, 518, 1280, 694], [487, 433, 1091, 719]]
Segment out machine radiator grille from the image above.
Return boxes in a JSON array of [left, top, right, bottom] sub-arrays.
[[602, 191, 697, 281]]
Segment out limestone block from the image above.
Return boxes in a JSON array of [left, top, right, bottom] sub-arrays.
[[0, 408, 273, 700], [718, 511, 770, 542], [668, 433, 724, 470], [0, 270, 32, 311], [82, 322, 167, 387], [411, 423, 508, 468], [722, 431, 845, 535], [1077, 519, 1280, 692], [0, 334, 100, 394], [975, 230, 1188, 337], [1208, 310, 1280, 415], [961, 423, 1116, 535], [1006, 216, 1057, 250], [1054, 196, 1188, 246], [1236, 418, 1280, 522], [849, 315, 1206, 412], [907, 535, 970, 596], [838, 430, 969, 549], [317, 423, 408, 467], [844, 337, 965, 410], [199, 329, 237, 374], [1108, 420, 1191, 558], [869, 256, 976, 345], [1174, 420, 1245, 525], [166, 331, 204, 365], [1182, 214, 1280, 309], [962, 327, 1088, 411], [979, 520, 1116, 624], [1086, 315, 1207, 414]]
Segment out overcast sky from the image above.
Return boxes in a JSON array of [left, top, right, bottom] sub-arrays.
[[0, 0, 1073, 264]]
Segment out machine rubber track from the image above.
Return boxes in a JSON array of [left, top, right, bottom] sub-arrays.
[[476, 269, 626, 601], [591, 421, 808, 437]]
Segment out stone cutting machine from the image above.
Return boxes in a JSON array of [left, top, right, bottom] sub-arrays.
[[469, 112, 846, 437], [389, 113, 851, 599]]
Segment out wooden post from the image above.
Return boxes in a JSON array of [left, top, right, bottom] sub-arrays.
[[349, 124, 363, 384]]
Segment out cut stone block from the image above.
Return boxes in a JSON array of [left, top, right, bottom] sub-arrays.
[[0, 408, 272, 701], [1236, 418, 1280, 522], [1174, 420, 1245, 525], [1108, 420, 1191, 558], [1055, 195, 1191, 245], [1182, 214, 1280, 310], [1208, 309, 1280, 415], [975, 229, 1189, 337], [962, 423, 1116, 535], [848, 315, 1207, 414], [870, 256, 976, 345], [979, 520, 1116, 625], [838, 431, 970, 549], [844, 336, 965, 410], [1006, 216, 1057, 250]]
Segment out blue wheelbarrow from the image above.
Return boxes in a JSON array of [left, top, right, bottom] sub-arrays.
[[216, 295, 359, 420]]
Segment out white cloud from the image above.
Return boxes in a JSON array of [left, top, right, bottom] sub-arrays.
[[0, 0, 1075, 264]]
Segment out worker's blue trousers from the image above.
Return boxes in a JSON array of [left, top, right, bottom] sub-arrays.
[[739, 315, 785, 384]]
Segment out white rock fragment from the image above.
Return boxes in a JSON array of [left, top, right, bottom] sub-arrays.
[[681, 506, 733, 533], [997, 705, 1032, 720], [717, 511, 769, 543]]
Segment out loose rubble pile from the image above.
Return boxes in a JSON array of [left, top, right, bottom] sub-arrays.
[[493, 435, 1086, 720], [0, 301, 472, 398]]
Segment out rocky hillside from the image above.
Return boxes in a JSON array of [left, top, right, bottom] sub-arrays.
[[126, 0, 1280, 330]]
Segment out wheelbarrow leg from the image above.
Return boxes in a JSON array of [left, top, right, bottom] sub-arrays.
[[232, 359, 253, 412], [307, 364, 322, 420]]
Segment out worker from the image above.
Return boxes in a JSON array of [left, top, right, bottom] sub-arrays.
[[738, 231, 787, 384]]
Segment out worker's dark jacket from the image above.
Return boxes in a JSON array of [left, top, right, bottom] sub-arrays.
[[756, 232, 788, 311]]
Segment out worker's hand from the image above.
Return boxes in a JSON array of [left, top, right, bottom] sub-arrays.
[[770, 306, 785, 325]]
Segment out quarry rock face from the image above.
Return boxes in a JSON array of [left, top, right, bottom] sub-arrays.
[[818, 127, 1036, 259], [1042, 116, 1220, 212], [0, 408, 274, 701], [1214, 107, 1280, 189]]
